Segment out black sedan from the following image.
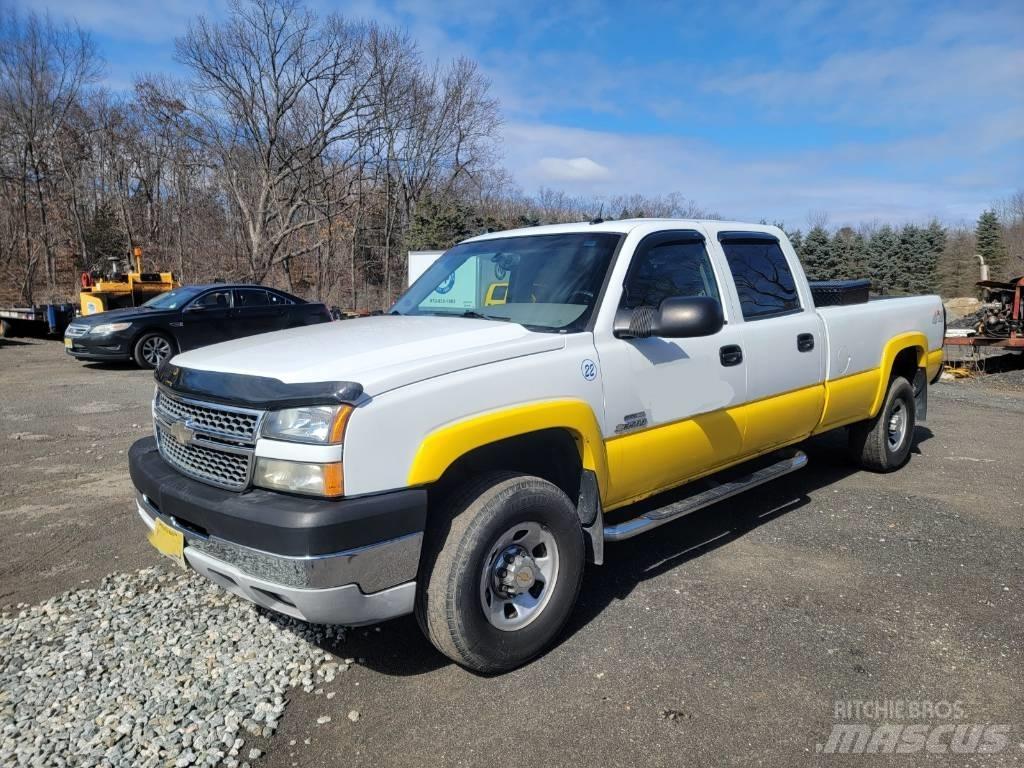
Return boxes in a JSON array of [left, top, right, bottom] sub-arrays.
[[64, 284, 332, 368]]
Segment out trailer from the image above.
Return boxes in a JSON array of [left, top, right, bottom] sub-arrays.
[[0, 303, 77, 338]]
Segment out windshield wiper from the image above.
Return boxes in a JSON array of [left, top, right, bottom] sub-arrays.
[[458, 311, 511, 322]]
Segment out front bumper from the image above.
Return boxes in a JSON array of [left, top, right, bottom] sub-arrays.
[[64, 333, 131, 360], [129, 437, 426, 626]]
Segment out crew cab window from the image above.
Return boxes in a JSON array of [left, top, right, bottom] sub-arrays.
[[719, 235, 801, 320], [191, 290, 232, 309], [621, 238, 720, 310], [234, 289, 270, 307]]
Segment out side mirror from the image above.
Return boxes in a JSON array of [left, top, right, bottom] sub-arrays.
[[613, 296, 724, 339]]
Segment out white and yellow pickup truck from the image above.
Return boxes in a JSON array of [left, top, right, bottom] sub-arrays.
[[129, 219, 944, 672]]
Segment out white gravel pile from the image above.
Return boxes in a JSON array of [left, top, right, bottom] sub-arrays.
[[0, 567, 347, 767]]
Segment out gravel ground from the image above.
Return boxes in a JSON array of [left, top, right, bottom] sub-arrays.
[[1, 338, 1021, 767], [0, 567, 348, 768]]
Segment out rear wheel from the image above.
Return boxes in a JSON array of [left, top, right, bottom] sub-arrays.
[[0, 319, 15, 338], [133, 331, 174, 369], [848, 375, 916, 472], [415, 472, 585, 674]]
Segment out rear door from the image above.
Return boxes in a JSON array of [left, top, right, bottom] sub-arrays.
[[714, 231, 826, 455], [595, 229, 748, 508], [179, 288, 234, 350], [230, 288, 279, 338], [267, 290, 303, 329]]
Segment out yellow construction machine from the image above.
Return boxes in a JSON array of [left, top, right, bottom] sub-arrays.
[[79, 247, 179, 315]]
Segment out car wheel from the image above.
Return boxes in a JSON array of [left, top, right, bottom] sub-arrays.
[[133, 332, 175, 369], [415, 472, 585, 674], [848, 375, 916, 472]]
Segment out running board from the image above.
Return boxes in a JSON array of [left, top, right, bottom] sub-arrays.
[[602, 449, 808, 542]]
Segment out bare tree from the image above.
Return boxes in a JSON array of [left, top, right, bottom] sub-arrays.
[[0, 8, 99, 301], [175, 0, 374, 281]]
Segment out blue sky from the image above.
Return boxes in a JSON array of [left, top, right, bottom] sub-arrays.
[[26, 0, 1024, 228]]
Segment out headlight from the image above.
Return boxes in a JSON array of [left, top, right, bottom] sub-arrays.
[[90, 322, 132, 335], [261, 405, 351, 444], [253, 458, 343, 497]]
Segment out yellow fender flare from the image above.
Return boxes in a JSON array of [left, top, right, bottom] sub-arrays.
[[870, 332, 928, 416], [407, 399, 610, 501]]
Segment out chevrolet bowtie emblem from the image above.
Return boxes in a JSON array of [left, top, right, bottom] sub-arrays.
[[168, 420, 195, 445]]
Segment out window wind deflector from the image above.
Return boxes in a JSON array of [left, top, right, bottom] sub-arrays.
[[717, 231, 780, 244]]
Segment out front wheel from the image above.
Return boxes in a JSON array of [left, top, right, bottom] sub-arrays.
[[848, 375, 916, 472], [133, 331, 175, 369], [415, 472, 585, 674]]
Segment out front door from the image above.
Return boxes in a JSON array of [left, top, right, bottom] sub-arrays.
[[596, 229, 748, 509], [179, 288, 233, 351]]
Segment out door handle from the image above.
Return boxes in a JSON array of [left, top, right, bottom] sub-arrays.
[[797, 333, 815, 352], [719, 344, 743, 367]]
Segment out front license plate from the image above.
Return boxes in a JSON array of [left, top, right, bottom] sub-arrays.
[[64, 338, 72, 349], [148, 518, 185, 566]]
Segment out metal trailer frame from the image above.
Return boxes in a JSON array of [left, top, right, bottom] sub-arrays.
[[943, 277, 1024, 357]]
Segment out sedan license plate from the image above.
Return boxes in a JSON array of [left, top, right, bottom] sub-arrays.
[[148, 517, 185, 566], [64, 338, 72, 349]]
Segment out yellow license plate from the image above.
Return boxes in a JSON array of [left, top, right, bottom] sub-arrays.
[[148, 518, 184, 565], [64, 338, 72, 348]]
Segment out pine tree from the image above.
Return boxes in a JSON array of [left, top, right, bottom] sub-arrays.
[[787, 228, 804, 255], [867, 225, 900, 293], [913, 220, 946, 294], [830, 227, 867, 280], [893, 224, 928, 294], [800, 226, 834, 279], [975, 209, 1007, 279]]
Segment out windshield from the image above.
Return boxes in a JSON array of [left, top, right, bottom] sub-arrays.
[[392, 232, 622, 332], [141, 286, 203, 310]]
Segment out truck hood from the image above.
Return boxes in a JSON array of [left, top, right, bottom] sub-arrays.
[[169, 315, 566, 396]]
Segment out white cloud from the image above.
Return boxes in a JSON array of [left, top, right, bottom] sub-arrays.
[[536, 156, 611, 183], [501, 121, 1010, 228]]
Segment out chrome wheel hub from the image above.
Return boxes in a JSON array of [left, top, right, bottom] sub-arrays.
[[142, 337, 171, 366], [479, 522, 559, 631], [887, 400, 908, 450]]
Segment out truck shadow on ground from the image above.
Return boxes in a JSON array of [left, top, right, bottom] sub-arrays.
[[291, 426, 933, 678]]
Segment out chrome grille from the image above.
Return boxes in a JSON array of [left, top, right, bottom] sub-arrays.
[[153, 389, 263, 491], [65, 324, 89, 338], [155, 390, 260, 441], [157, 425, 253, 490]]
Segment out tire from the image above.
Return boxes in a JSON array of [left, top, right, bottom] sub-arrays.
[[132, 331, 175, 369], [415, 472, 585, 674], [848, 375, 916, 472], [0, 319, 15, 339]]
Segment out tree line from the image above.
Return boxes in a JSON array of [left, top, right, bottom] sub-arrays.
[[784, 200, 1022, 296], [1, 0, 1021, 311]]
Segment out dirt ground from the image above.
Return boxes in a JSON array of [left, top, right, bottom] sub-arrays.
[[1, 337, 1022, 766]]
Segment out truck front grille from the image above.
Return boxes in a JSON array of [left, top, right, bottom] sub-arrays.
[[153, 389, 263, 491], [155, 390, 260, 441], [157, 426, 253, 490]]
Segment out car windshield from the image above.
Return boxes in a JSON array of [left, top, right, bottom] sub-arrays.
[[141, 287, 202, 310], [391, 232, 622, 332]]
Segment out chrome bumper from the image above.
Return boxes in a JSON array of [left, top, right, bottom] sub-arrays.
[[136, 493, 418, 626]]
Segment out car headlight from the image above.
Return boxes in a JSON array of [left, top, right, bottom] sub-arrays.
[[261, 405, 351, 444], [253, 458, 343, 497], [90, 322, 132, 335]]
